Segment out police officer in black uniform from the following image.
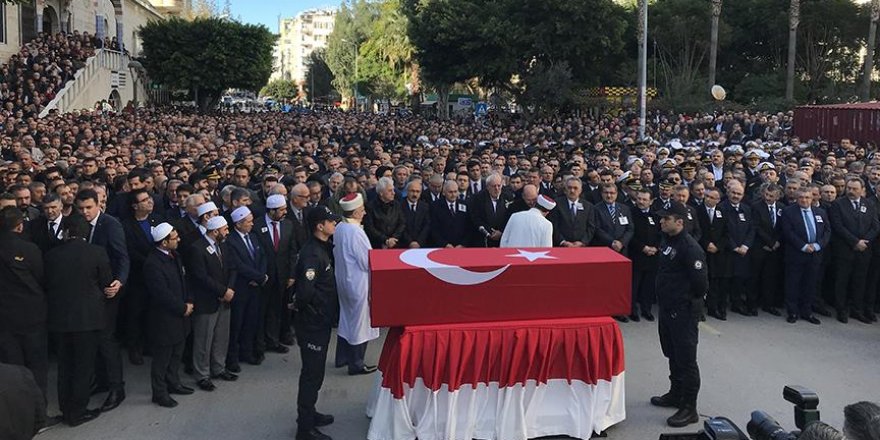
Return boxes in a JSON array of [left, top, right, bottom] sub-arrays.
[[291, 206, 342, 440], [650, 201, 709, 428]]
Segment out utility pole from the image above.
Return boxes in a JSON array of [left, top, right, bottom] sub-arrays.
[[638, 0, 647, 140]]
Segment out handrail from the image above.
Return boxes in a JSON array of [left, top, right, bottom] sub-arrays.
[[39, 49, 130, 117]]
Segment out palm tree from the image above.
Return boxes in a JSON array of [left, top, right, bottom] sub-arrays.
[[785, 0, 800, 101], [708, 0, 722, 90], [860, 0, 880, 102]]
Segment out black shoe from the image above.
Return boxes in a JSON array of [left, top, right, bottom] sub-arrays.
[[168, 385, 194, 395], [837, 312, 849, 324], [714, 309, 727, 321], [184, 364, 194, 375], [100, 389, 125, 412], [226, 362, 241, 373], [747, 307, 759, 317], [296, 428, 332, 440], [244, 356, 263, 366], [814, 304, 833, 317], [89, 384, 109, 396], [801, 315, 821, 325], [196, 379, 216, 391], [642, 311, 655, 322], [613, 315, 629, 323], [762, 307, 781, 316], [733, 306, 749, 317], [786, 315, 797, 324], [269, 344, 290, 354], [348, 365, 378, 376], [152, 395, 178, 408], [315, 412, 335, 427], [128, 349, 144, 366], [280, 334, 296, 346], [628, 313, 641, 322], [667, 406, 700, 427], [867, 312, 878, 323], [66, 409, 100, 427], [853, 312, 872, 324], [213, 371, 239, 381], [650, 392, 680, 408]]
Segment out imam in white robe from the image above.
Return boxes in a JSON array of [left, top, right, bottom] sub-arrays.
[[333, 221, 380, 345], [500, 208, 553, 248]]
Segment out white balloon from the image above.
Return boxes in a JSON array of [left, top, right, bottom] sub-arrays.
[[399, 249, 511, 286], [711, 85, 727, 101]]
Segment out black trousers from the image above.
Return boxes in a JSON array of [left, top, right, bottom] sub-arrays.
[[784, 254, 821, 318], [334, 335, 367, 373], [749, 249, 781, 310], [0, 329, 48, 400], [658, 304, 700, 408], [295, 322, 331, 433], [122, 282, 149, 352], [96, 300, 124, 391], [864, 254, 880, 315], [834, 252, 870, 315], [228, 291, 260, 364], [256, 285, 282, 354], [150, 340, 184, 399], [56, 330, 100, 421], [631, 268, 657, 314]]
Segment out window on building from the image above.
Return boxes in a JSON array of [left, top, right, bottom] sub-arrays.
[[0, 5, 6, 43]]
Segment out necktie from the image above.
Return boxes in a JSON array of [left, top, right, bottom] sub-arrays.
[[708, 208, 714, 224], [272, 221, 280, 252], [854, 200, 860, 211], [88, 224, 95, 243], [296, 210, 302, 223], [803, 210, 816, 243], [472, 182, 478, 194], [244, 234, 255, 259], [609, 204, 618, 222], [410, 202, 416, 212], [663, 200, 670, 210], [571, 202, 577, 219], [449, 203, 456, 216], [49, 221, 57, 237], [214, 242, 223, 263], [770, 205, 776, 227]]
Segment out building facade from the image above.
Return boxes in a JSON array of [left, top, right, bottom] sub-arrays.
[[272, 8, 335, 86]]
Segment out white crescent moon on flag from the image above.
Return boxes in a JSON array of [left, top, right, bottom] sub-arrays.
[[399, 249, 511, 286]]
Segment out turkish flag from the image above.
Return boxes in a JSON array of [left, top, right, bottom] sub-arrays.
[[369, 247, 631, 326]]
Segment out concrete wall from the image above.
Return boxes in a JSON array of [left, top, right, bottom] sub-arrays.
[[0, 5, 23, 61]]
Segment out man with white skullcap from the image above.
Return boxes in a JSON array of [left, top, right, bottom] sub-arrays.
[[143, 222, 194, 408], [251, 194, 296, 356], [500, 194, 555, 247], [183, 215, 239, 392], [223, 206, 268, 371], [333, 193, 379, 375]]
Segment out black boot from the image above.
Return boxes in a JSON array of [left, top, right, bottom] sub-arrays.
[[667, 406, 699, 427], [650, 392, 680, 408]]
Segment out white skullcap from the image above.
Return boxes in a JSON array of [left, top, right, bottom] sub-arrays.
[[151, 222, 174, 243], [197, 202, 218, 217], [206, 216, 228, 231], [231, 206, 252, 223], [339, 193, 363, 211], [537, 194, 557, 211], [266, 194, 286, 209]]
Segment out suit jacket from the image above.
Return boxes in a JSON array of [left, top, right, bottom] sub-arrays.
[[549, 198, 596, 246], [224, 229, 269, 297], [122, 214, 164, 289], [0, 232, 45, 332], [629, 207, 661, 271], [0, 363, 45, 440], [429, 198, 472, 247], [829, 197, 880, 260], [468, 190, 512, 247], [593, 201, 634, 256], [45, 239, 112, 332], [696, 204, 730, 278], [718, 201, 755, 277], [252, 215, 297, 289], [174, 215, 203, 255], [144, 248, 191, 346], [30, 214, 67, 253], [364, 198, 406, 249], [288, 205, 312, 263], [750, 201, 782, 251], [184, 236, 234, 315], [90, 212, 130, 285], [400, 199, 431, 247], [780, 204, 830, 263]]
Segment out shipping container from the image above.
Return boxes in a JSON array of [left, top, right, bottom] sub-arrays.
[[794, 102, 880, 144]]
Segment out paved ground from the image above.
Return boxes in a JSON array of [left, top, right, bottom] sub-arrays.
[[38, 312, 880, 440]]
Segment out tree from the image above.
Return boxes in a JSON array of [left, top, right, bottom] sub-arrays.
[[786, 0, 799, 101], [798, 0, 866, 102], [304, 49, 338, 102], [325, 1, 379, 106], [860, 0, 880, 101], [140, 17, 276, 111], [260, 80, 298, 101], [649, 0, 715, 102]]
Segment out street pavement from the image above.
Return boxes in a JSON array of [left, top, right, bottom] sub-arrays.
[[38, 312, 880, 440]]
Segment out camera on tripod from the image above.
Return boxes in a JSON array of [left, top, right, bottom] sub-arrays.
[[658, 385, 820, 440]]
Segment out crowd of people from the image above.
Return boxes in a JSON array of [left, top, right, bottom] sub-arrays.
[[1, 105, 880, 437], [0, 31, 100, 118]]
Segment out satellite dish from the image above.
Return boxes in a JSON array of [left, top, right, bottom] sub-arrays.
[[711, 85, 727, 101]]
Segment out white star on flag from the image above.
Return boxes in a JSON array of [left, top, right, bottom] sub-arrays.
[[506, 249, 557, 262]]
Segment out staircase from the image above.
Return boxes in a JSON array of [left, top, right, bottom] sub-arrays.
[[39, 49, 146, 117]]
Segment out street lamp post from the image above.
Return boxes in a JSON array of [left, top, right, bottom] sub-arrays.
[[638, 0, 648, 141], [342, 38, 358, 111]]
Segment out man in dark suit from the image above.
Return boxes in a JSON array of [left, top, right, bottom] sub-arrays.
[[629, 188, 661, 322], [779, 189, 830, 324], [749, 183, 783, 316], [420, 175, 444, 204], [364, 177, 406, 249], [184, 216, 237, 392], [121, 188, 164, 365], [143, 223, 194, 408], [30, 194, 68, 253], [286, 184, 313, 346], [45, 217, 111, 426], [828, 177, 880, 323], [672, 185, 701, 242], [76, 188, 129, 412], [0, 362, 47, 439], [0, 207, 48, 417], [549, 176, 596, 248], [174, 194, 207, 253], [696, 188, 730, 320], [593, 183, 634, 257], [224, 206, 269, 371], [717, 181, 755, 317], [400, 180, 431, 248], [430, 180, 472, 247], [468, 173, 511, 247], [252, 195, 296, 357]]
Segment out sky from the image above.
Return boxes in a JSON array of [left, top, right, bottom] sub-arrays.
[[229, 0, 338, 33]]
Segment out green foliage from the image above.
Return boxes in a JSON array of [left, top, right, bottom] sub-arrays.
[[304, 49, 338, 102], [260, 80, 298, 101], [518, 61, 575, 117], [139, 17, 275, 111]]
